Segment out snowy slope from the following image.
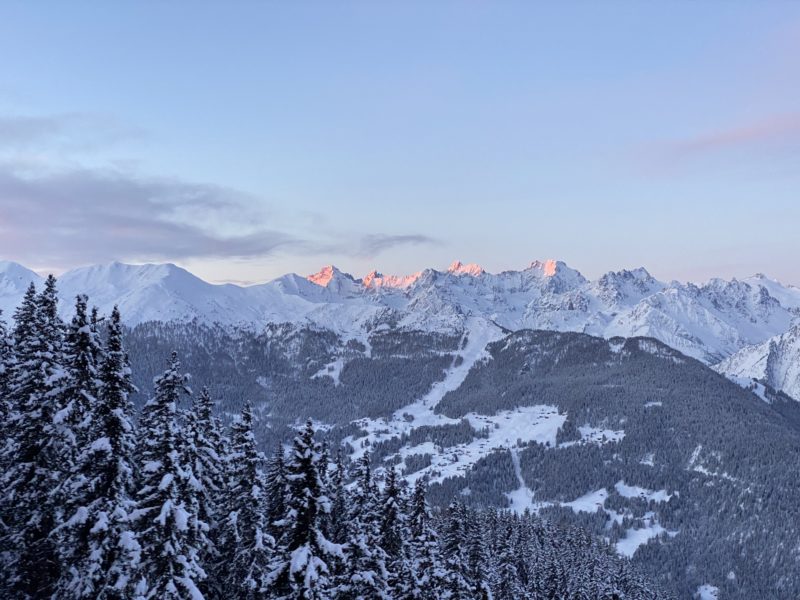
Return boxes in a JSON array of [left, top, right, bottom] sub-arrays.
[[1, 258, 798, 367], [0, 261, 42, 318], [714, 324, 800, 401]]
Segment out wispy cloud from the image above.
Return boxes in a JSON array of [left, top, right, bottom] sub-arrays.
[[669, 114, 800, 156], [0, 111, 441, 269], [0, 162, 299, 268], [355, 234, 440, 258], [647, 113, 800, 173]]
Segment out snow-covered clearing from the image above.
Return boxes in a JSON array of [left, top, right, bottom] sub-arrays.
[[695, 584, 720, 600], [563, 488, 608, 513], [560, 425, 625, 448], [508, 482, 678, 558], [615, 480, 672, 503], [311, 358, 345, 386], [616, 511, 677, 558], [344, 317, 566, 485], [402, 405, 565, 485]]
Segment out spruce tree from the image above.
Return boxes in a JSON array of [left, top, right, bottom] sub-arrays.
[[265, 443, 288, 542], [224, 401, 273, 599], [185, 386, 227, 595], [491, 522, 524, 600], [440, 501, 474, 600], [269, 420, 343, 600], [56, 294, 102, 446], [131, 352, 206, 599], [55, 305, 141, 599], [406, 478, 445, 599], [1, 276, 70, 598], [325, 449, 348, 546], [339, 452, 390, 599], [0, 309, 13, 427]]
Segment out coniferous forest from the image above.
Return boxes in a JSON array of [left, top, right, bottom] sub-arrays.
[[0, 277, 669, 599]]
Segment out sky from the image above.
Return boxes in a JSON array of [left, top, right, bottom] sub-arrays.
[[1, 1, 799, 286]]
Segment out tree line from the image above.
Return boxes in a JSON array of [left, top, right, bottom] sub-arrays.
[[0, 276, 666, 599]]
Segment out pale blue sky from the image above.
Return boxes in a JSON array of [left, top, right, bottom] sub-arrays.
[[1, 2, 799, 284]]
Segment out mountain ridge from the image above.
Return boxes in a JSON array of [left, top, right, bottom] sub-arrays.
[[1, 259, 798, 393]]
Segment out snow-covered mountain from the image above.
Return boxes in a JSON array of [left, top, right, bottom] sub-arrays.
[[715, 324, 800, 402], [1, 258, 798, 367]]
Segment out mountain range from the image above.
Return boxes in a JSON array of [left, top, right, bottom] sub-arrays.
[[1, 258, 798, 400], [4, 257, 800, 597]]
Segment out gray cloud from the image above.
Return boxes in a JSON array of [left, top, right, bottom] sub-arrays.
[[0, 163, 298, 268], [355, 233, 440, 258], [0, 161, 439, 269], [0, 111, 440, 269]]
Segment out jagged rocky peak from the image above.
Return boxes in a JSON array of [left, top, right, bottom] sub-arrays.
[[528, 259, 560, 277], [524, 260, 588, 292], [306, 265, 354, 287], [362, 269, 422, 289], [447, 260, 485, 277]]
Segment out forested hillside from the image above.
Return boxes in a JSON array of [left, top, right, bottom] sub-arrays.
[[0, 279, 668, 598]]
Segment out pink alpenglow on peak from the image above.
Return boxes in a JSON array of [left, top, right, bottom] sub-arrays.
[[362, 270, 422, 289], [529, 259, 560, 277], [448, 261, 485, 277], [307, 265, 343, 287]]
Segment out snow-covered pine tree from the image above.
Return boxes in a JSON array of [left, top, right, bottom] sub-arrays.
[[491, 521, 524, 600], [406, 478, 445, 599], [464, 509, 491, 600], [54, 304, 141, 599], [338, 452, 390, 599], [1, 276, 70, 598], [264, 443, 289, 542], [269, 420, 343, 600], [380, 466, 406, 567], [0, 309, 13, 425], [131, 351, 206, 599], [380, 466, 414, 600], [440, 501, 474, 600], [325, 449, 348, 546], [223, 401, 273, 598], [185, 386, 227, 595], [56, 294, 103, 452]]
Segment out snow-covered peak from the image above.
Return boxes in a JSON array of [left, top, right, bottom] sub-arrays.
[[0, 261, 43, 317], [448, 261, 485, 277], [0, 260, 41, 280], [715, 324, 800, 401], [362, 269, 422, 289], [744, 273, 800, 313], [2, 257, 800, 371], [307, 265, 343, 287], [528, 259, 560, 277]]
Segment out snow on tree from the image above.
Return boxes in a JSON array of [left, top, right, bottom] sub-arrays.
[[490, 522, 524, 600], [337, 452, 390, 599], [440, 501, 474, 600], [56, 294, 103, 447], [0, 309, 14, 432], [269, 420, 344, 600], [54, 305, 141, 599], [265, 443, 289, 542], [221, 401, 273, 598], [0, 276, 71, 598], [131, 351, 206, 599], [406, 478, 446, 599], [184, 386, 227, 597], [325, 450, 348, 547]]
